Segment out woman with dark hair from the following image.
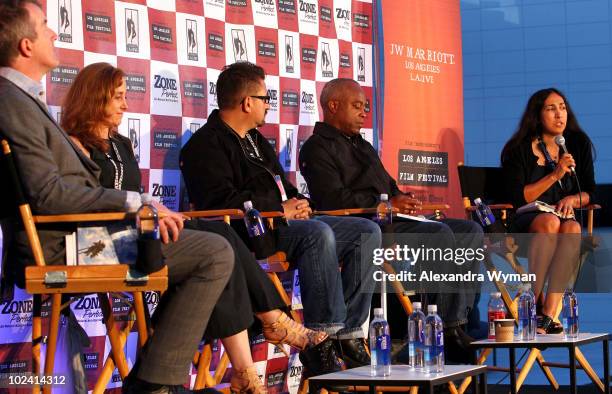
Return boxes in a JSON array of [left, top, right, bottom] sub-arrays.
[[62, 62, 327, 393], [501, 88, 595, 334]]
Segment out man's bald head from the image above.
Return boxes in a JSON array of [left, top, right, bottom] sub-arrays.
[[320, 78, 361, 115], [320, 78, 366, 135]]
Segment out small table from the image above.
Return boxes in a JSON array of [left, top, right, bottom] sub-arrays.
[[471, 333, 610, 394], [308, 364, 488, 394]]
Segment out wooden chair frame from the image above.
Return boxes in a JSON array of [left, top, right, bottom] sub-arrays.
[[456, 162, 605, 394], [2, 140, 168, 394]]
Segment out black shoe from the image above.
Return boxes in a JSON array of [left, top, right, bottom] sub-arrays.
[[537, 314, 563, 334], [334, 338, 371, 369], [444, 326, 476, 364], [299, 337, 343, 378]]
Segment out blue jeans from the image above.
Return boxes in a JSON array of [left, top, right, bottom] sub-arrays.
[[276, 215, 381, 339]]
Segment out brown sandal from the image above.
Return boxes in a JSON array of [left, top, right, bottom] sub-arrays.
[[230, 365, 267, 394], [262, 312, 328, 356]]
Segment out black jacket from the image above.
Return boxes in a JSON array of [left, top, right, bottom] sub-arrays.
[[501, 131, 596, 208], [180, 109, 301, 212], [299, 121, 402, 210]]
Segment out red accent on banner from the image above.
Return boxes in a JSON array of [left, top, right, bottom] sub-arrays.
[[251, 336, 268, 363], [140, 169, 150, 193], [225, 0, 253, 25], [205, 18, 226, 69], [0, 342, 32, 394], [380, 0, 464, 216], [255, 27, 280, 75], [276, 0, 298, 31], [179, 65, 208, 118], [121, 0, 147, 4], [318, 0, 336, 39], [259, 124, 280, 155], [265, 356, 289, 393], [351, 0, 372, 44], [46, 48, 84, 107], [279, 77, 300, 125], [176, 0, 204, 15], [118, 57, 150, 114], [337, 39, 353, 79], [83, 336, 107, 391], [150, 115, 182, 169], [298, 33, 318, 81], [82, 1, 116, 54], [148, 8, 177, 64]]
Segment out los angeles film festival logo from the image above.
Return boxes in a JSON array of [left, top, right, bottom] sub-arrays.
[[58, 0, 72, 43], [285, 35, 294, 73], [357, 47, 366, 82], [321, 42, 333, 77], [186, 19, 198, 61], [125, 8, 139, 53], [231, 29, 248, 62], [128, 118, 140, 163]]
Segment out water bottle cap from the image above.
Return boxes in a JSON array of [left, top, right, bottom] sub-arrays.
[[380, 193, 389, 201], [140, 193, 152, 204], [243, 200, 253, 210], [523, 283, 532, 291], [427, 304, 437, 313], [491, 292, 501, 298], [474, 197, 482, 204], [374, 308, 384, 317], [412, 302, 421, 309]]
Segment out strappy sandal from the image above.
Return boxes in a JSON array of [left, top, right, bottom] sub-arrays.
[[262, 312, 328, 356], [537, 315, 563, 334], [230, 365, 268, 394]]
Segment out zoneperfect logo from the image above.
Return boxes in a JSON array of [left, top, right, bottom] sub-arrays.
[[1, 299, 33, 325], [73, 296, 103, 320], [153, 74, 179, 100], [254, 0, 275, 13], [299, 0, 317, 21], [335, 8, 350, 21], [151, 183, 178, 208], [267, 88, 279, 109]]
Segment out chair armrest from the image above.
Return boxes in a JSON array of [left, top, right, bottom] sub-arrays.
[[577, 204, 601, 211], [183, 209, 244, 220], [465, 203, 513, 212], [33, 212, 135, 223], [314, 204, 449, 216], [259, 211, 285, 218]]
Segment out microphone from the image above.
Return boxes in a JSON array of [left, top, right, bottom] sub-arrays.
[[554, 135, 576, 175]]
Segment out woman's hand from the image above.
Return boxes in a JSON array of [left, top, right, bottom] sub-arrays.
[[552, 153, 575, 180], [152, 200, 187, 243], [556, 195, 577, 219]]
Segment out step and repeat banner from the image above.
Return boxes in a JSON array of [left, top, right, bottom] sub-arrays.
[[378, 0, 464, 217], [0, 0, 374, 393]]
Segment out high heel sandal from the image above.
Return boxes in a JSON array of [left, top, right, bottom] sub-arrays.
[[262, 312, 328, 356], [537, 314, 563, 334], [230, 365, 268, 394]]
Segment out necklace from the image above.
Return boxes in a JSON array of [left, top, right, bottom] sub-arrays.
[[245, 132, 262, 160], [105, 139, 124, 190]]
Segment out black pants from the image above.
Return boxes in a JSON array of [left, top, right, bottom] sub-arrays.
[[184, 220, 285, 338]]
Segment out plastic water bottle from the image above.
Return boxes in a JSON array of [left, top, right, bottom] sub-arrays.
[[517, 284, 536, 340], [376, 193, 393, 225], [562, 289, 579, 339], [243, 201, 266, 237], [369, 308, 391, 377], [136, 193, 159, 240], [424, 305, 444, 373], [473, 197, 495, 227], [488, 292, 507, 339], [407, 302, 426, 369]]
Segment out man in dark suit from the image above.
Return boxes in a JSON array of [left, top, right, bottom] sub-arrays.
[[0, 2, 233, 393], [299, 78, 484, 363]]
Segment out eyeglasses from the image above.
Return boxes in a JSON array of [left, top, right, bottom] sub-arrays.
[[248, 95, 271, 104]]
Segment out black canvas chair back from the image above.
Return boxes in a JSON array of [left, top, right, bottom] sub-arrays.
[[457, 164, 507, 206]]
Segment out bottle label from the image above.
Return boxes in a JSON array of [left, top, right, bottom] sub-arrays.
[[488, 310, 505, 339], [376, 334, 391, 365]]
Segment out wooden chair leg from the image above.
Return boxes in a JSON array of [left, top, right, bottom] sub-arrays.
[[98, 293, 130, 378], [42, 293, 62, 394], [31, 294, 42, 394], [214, 351, 230, 385], [267, 272, 301, 323], [194, 343, 216, 389], [576, 348, 605, 392], [132, 292, 148, 348], [93, 317, 136, 394], [458, 348, 492, 393]]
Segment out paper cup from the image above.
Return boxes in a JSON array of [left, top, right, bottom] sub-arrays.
[[494, 319, 515, 342]]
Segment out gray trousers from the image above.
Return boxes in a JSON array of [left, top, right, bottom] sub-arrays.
[[136, 229, 234, 385]]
